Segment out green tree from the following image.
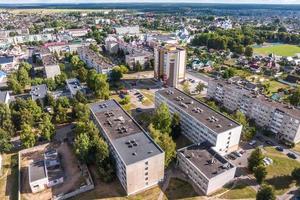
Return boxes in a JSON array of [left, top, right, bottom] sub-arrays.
[[291, 167, 300, 182], [0, 103, 14, 135], [233, 111, 248, 127], [38, 114, 55, 141], [256, 184, 276, 200], [55, 105, 68, 124], [71, 55, 80, 68], [8, 76, 23, 94], [254, 165, 267, 184], [171, 113, 181, 139], [17, 67, 30, 87], [182, 81, 191, 95], [195, 82, 205, 94], [20, 124, 36, 148], [94, 74, 110, 99], [73, 103, 90, 122], [152, 103, 172, 134], [248, 147, 264, 172], [0, 128, 12, 153], [289, 87, 300, 106], [75, 91, 87, 104], [77, 67, 88, 82], [74, 133, 90, 162], [245, 46, 254, 57], [119, 95, 130, 105], [149, 124, 176, 167]]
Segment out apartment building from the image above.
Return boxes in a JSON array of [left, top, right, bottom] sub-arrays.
[[208, 78, 300, 143], [154, 45, 186, 87], [155, 88, 242, 155], [78, 46, 113, 75], [90, 100, 164, 195], [177, 143, 236, 195], [114, 26, 140, 35], [125, 51, 153, 70]]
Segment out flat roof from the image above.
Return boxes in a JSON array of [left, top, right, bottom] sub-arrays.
[[90, 99, 163, 165], [66, 78, 84, 96], [178, 143, 234, 179], [157, 88, 240, 134], [29, 160, 47, 182], [30, 84, 47, 101]]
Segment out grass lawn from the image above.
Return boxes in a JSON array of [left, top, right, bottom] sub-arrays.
[[264, 147, 300, 195], [219, 182, 256, 199], [232, 68, 252, 79], [292, 143, 300, 154], [264, 80, 289, 95], [254, 44, 300, 57], [164, 178, 200, 200], [0, 153, 18, 200]]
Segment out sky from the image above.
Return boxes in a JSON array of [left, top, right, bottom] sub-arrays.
[[1, 0, 300, 4]]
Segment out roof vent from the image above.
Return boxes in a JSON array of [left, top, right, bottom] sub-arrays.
[[132, 152, 137, 156]]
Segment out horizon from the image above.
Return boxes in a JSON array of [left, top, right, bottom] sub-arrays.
[[1, 0, 300, 5]]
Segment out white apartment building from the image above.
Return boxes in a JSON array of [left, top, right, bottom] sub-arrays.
[[90, 100, 165, 195], [114, 26, 140, 35], [177, 143, 236, 195], [78, 46, 113, 75], [208, 79, 300, 143], [154, 45, 186, 87], [155, 88, 242, 155], [125, 51, 153, 70]]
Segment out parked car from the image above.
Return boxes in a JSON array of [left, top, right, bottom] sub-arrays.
[[227, 154, 236, 160], [249, 140, 257, 146], [233, 151, 242, 157], [136, 108, 142, 113], [287, 153, 297, 159], [275, 146, 284, 152], [263, 157, 273, 166], [265, 140, 273, 145]]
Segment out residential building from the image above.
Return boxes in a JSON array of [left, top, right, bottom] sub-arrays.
[[90, 100, 164, 195], [78, 46, 113, 74], [177, 143, 236, 195], [114, 26, 140, 35], [42, 55, 61, 79], [65, 29, 89, 37], [154, 45, 186, 87], [0, 70, 7, 82], [125, 51, 153, 70], [66, 78, 86, 98], [0, 91, 10, 104], [29, 149, 64, 193], [207, 78, 300, 143], [155, 88, 242, 155], [30, 84, 48, 105], [0, 56, 16, 73]]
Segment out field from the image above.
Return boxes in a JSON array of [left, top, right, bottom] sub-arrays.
[[219, 182, 256, 199], [264, 147, 300, 195], [254, 44, 300, 57]]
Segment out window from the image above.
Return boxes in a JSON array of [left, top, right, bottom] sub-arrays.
[[145, 177, 148, 181], [145, 182, 148, 185], [145, 161, 148, 165], [145, 172, 148, 176], [145, 167, 148, 171]]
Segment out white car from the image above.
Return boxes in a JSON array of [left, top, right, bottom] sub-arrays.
[[233, 151, 242, 157], [249, 140, 257, 146], [263, 157, 273, 166]]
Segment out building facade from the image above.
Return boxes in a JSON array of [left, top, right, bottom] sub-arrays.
[[155, 88, 242, 155], [154, 45, 186, 87], [207, 78, 300, 143], [90, 100, 164, 195]]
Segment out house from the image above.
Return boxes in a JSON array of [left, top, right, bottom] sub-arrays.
[[0, 91, 10, 104], [42, 55, 61, 79], [66, 78, 86, 98], [29, 149, 64, 193], [30, 84, 48, 105], [0, 56, 16, 73], [0, 70, 7, 82]]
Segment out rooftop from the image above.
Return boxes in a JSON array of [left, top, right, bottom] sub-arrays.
[[30, 84, 47, 101], [0, 91, 9, 103], [0, 56, 13, 64], [178, 143, 234, 179], [42, 54, 57, 66], [90, 99, 163, 165], [66, 78, 85, 96], [157, 88, 240, 134], [29, 160, 47, 183]]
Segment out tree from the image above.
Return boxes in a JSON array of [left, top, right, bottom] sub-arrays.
[[256, 184, 276, 200], [195, 82, 205, 94], [254, 165, 267, 184], [75, 91, 87, 104], [17, 67, 30, 87], [73, 103, 90, 122], [55, 105, 68, 124], [223, 68, 235, 79], [71, 55, 80, 68], [171, 113, 181, 139], [94, 74, 110, 99], [77, 67, 88, 82], [0, 128, 12, 153], [38, 114, 55, 141], [20, 124, 36, 148], [289, 87, 300, 106], [152, 103, 172, 134], [0, 103, 14, 135], [291, 167, 300, 181], [74, 133, 90, 162], [149, 124, 176, 167], [134, 61, 142, 72], [233, 111, 248, 127], [248, 147, 264, 172], [110, 66, 123, 82], [8, 76, 23, 94], [119, 95, 130, 105], [245, 46, 253, 57], [182, 81, 191, 95]]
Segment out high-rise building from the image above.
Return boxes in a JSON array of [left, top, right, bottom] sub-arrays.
[[90, 100, 165, 195], [154, 45, 186, 87]]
